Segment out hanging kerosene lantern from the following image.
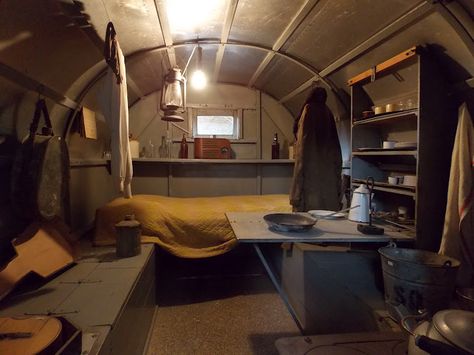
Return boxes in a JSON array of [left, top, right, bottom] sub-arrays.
[[160, 67, 186, 122]]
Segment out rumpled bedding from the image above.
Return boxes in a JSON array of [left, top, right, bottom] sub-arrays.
[[94, 194, 291, 258]]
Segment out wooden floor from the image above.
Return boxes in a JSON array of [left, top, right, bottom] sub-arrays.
[[146, 245, 300, 355]]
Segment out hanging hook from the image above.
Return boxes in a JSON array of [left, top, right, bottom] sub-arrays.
[[37, 84, 45, 100]]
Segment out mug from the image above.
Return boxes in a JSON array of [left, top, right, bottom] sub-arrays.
[[388, 176, 398, 185], [383, 141, 396, 149], [386, 103, 395, 112], [374, 106, 385, 115]]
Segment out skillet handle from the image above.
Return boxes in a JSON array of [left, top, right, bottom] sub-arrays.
[[415, 335, 468, 355]]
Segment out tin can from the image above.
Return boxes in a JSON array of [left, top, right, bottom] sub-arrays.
[[115, 214, 141, 257]]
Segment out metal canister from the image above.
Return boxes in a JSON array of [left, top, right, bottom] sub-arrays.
[[115, 214, 141, 257]]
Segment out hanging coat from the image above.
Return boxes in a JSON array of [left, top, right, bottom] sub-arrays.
[[439, 103, 474, 284], [290, 99, 342, 212], [99, 25, 133, 198]]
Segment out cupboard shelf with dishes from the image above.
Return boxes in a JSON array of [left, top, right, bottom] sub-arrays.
[[352, 179, 416, 198], [348, 46, 457, 250], [352, 150, 417, 157], [352, 108, 418, 126]]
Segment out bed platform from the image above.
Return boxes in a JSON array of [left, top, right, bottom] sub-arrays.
[[94, 194, 292, 258]]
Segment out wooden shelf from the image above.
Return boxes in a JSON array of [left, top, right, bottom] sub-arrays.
[[353, 109, 417, 126], [70, 159, 108, 167], [352, 149, 417, 156], [347, 46, 418, 86], [352, 179, 416, 197], [132, 158, 294, 164]]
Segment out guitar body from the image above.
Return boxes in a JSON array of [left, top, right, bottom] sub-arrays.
[[0, 316, 62, 354]]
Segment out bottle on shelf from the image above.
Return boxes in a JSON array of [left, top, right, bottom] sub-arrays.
[[165, 131, 173, 158], [271, 133, 280, 159], [158, 136, 168, 158], [146, 140, 154, 158], [179, 134, 188, 159]]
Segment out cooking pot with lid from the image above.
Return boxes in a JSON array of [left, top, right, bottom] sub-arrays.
[[401, 309, 474, 355]]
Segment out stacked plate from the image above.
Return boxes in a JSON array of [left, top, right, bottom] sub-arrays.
[[308, 210, 346, 219], [394, 142, 417, 149]]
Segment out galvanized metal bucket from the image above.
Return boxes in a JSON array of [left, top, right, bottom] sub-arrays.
[[378, 244, 460, 320]]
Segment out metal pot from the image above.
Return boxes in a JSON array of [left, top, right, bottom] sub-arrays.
[[402, 309, 474, 354], [349, 177, 373, 223]]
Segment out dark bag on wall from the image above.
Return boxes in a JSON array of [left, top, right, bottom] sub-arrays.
[[11, 99, 69, 221]]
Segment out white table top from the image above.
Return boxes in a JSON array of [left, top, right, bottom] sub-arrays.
[[226, 212, 414, 243]]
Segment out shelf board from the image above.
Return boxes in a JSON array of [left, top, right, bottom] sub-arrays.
[[352, 149, 417, 156], [353, 109, 417, 126], [347, 46, 418, 86], [352, 179, 416, 197], [132, 158, 294, 164]]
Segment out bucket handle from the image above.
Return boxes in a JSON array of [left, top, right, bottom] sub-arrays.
[[400, 310, 429, 336], [387, 241, 397, 248]]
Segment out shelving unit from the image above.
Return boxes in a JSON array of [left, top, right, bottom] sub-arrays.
[[352, 179, 416, 198], [348, 46, 457, 250]]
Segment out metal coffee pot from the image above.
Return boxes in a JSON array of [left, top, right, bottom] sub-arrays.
[[348, 177, 374, 223]]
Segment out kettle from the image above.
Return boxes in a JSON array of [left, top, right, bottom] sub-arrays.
[[402, 309, 474, 355], [348, 177, 374, 223]]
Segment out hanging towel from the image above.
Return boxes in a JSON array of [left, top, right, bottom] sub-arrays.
[[439, 103, 474, 284], [99, 24, 133, 198], [290, 87, 342, 212]]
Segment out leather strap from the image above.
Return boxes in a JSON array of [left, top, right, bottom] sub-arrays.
[[29, 99, 53, 138], [104, 22, 121, 84]]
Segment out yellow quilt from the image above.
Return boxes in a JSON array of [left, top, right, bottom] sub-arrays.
[[94, 194, 291, 258]]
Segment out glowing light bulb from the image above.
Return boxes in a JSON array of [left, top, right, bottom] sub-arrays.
[[191, 69, 207, 90]]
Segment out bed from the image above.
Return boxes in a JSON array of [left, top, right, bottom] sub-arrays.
[[94, 194, 291, 258]]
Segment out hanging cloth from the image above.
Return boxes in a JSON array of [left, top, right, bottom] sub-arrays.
[[439, 102, 474, 284], [99, 22, 133, 198], [290, 88, 342, 212]]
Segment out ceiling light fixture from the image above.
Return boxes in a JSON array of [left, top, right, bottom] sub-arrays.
[[191, 45, 207, 90]]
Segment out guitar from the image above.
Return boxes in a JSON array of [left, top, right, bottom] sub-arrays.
[[0, 316, 62, 354], [0, 220, 76, 301]]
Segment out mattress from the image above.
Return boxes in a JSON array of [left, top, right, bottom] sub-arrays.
[[94, 194, 291, 258]]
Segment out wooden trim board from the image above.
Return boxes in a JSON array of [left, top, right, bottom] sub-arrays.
[[347, 46, 418, 86]]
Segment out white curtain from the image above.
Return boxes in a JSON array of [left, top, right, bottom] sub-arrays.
[[100, 42, 133, 198]]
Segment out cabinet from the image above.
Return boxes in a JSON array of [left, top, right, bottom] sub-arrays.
[[348, 46, 457, 251]]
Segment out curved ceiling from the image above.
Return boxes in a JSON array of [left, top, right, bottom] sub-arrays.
[[0, 0, 472, 124]]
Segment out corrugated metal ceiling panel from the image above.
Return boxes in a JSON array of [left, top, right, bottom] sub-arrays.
[[255, 55, 313, 100], [175, 44, 218, 87], [165, 0, 228, 43], [284, 87, 310, 117], [81, 0, 165, 55], [229, 0, 306, 48], [328, 12, 474, 93], [218, 45, 267, 85], [282, 0, 423, 70], [126, 51, 167, 96], [0, 0, 101, 93]]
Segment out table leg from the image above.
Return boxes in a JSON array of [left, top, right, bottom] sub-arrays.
[[253, 243, 305, 334]]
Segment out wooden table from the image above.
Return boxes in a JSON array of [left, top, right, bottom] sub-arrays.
[[226, 212, 414, 333], [226, 212, 413, 243]]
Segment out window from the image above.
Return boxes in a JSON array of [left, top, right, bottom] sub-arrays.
[[192, 108, 241, 139], [196, 115, 234, 136]]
